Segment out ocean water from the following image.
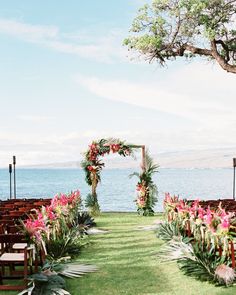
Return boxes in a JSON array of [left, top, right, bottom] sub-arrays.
[[0, 168, 234, 212]]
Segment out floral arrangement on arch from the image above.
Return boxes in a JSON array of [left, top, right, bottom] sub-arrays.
[[81, 138, 137, 214], [131, 151, 158, 216], [81, 138, 134, 187]]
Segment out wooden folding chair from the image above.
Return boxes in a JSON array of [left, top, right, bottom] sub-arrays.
[[6, 225, 30, 254], [0, 234, 33, 291]]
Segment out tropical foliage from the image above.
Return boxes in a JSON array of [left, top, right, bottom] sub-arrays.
[[18, 259, 98, 295], [157, 193, 236, 286], [72, 211, 96, 235], [21, 191, 93, 259], [130, 151, 158, 215], [19, 191, 97, 294], [124, 0, 236, 74]]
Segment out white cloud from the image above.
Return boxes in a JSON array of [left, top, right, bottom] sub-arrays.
[[75, 62, 236, 127], [18, 115, 54, 122], [0, 18, 58, 41], [73, 62, 236, 159], [0, 18, 126, 63]]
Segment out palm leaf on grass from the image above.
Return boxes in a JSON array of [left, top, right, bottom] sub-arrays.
[[58, 263, 98, 278], [17, 262, 98, 295], [157, 221, 186, 242], [157, 235, 232, 285], [157, 236, 194, 262]]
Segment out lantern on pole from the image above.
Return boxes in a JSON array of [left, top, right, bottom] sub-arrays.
[[13, 155, 16, 199], [9, 164, 12, 199]]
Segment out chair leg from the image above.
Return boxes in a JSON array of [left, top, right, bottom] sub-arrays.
[[23, 256, 28, 288], [9, 263, 14, 276], [1, 265, 5, 276]]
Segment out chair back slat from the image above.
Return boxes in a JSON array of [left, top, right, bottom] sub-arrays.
[[0, 234, 26, 244]]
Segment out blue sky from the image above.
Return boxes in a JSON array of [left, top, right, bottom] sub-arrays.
[[0, 1, 236, 167]]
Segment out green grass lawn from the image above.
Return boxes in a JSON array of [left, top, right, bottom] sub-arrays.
[[2, 213, 236, 295], [67, 213, 236, 295]]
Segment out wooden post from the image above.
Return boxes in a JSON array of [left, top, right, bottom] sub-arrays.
[[187, 220, 191, 237], [219, 246, 222, 257], [141, 145, 146, 172], [91, 173, 97, 198]]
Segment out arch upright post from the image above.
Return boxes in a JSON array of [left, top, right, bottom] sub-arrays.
[[141, 145, 146, 172], [233, 158, 236, 200]]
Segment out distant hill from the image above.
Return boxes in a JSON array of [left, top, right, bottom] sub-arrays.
[[18, 147, 236, 169], [20, 161, 81, 169], [157, 147, 235, 169]]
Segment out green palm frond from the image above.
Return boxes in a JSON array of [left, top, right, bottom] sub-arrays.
[[58, 263, 98, 278], [157, 236, 194, 262], [18, 262, 98, 295], [145, 151, 159, 174], [157, 221, 183, 242], [129, 171, 140, 179], [178, 245, 222, 282], [50, 288, 71, 295], [157, 233, 229, 285]]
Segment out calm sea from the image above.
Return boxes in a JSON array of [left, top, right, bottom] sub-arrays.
[[0, 168, 234, 212]]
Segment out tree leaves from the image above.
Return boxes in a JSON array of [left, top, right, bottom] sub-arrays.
[[125, 0, 236, 73]]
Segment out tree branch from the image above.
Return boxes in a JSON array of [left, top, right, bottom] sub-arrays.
[[215, 39, 230, 62], [211, 40, 236, 73], [185, 45, 212, 56]]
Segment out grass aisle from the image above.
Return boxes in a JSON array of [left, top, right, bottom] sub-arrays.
[[67, 213, 236, 295]]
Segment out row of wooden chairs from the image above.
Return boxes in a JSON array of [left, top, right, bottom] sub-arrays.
[[198, 199, 236, 212], [0, 198, 51, 206], [0, 199, 50, 290]]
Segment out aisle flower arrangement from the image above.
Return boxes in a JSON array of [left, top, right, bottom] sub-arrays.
[[22, 190, 82, 249], [158, 193, 236, 286], [19, 191, 98, 295], [163, 193, 235, 256]]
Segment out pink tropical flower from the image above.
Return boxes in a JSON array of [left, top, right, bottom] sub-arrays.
[[67, 190, 81, 204], [24, 218, 47, 242], [220, 217, 230, 230], [46, 205, 57, 220], [198, 207, 205, 220], [137, 197, 146, 208], [204, 207, 213, 225]]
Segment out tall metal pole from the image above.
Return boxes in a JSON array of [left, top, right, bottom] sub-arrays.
[[9, 164, 12, 200], [233, 158, 236, 200], [13, 155, 16, 199]]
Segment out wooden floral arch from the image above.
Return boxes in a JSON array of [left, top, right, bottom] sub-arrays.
[[81, 138, 158, 216]]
